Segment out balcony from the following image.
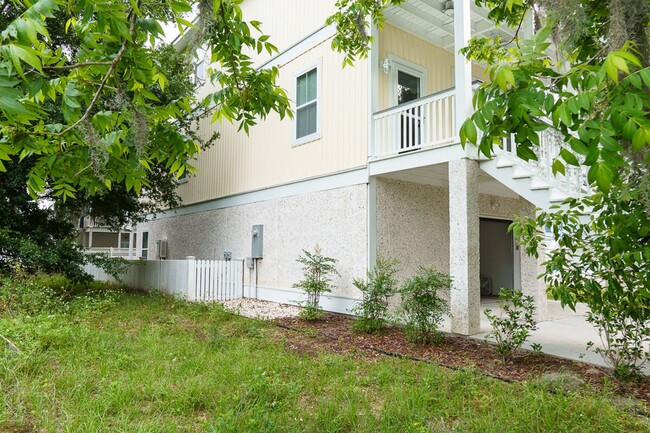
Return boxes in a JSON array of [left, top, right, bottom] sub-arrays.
[[372, 88, 457, 159]]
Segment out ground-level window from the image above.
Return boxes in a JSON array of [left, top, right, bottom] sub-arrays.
[[295, 65, 319, 142], [141, 231, 149, 259]]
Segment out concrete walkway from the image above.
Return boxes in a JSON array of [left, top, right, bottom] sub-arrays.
[[441, 299, 649, 375]]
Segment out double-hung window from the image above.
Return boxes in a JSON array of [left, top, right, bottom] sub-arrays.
[[295, 66, 319, 142]]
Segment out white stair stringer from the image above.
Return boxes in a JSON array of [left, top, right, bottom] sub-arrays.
[[480, 153, 578, 211]]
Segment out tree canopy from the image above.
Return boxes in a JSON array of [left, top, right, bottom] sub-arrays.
[[0, 0, 290, 201]]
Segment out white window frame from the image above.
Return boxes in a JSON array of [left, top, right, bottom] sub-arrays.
[[140, 230, 149, 260], [293, 61, 321, 145], [388, 55, 427, 107]]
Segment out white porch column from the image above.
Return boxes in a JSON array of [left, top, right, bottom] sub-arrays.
[[454, 0, 474, 156], [88, 230, 93, 249], [449, 158, 481, 335]]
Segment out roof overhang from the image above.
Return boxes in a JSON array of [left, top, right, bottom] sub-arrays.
[[384, 0, 516, 51]]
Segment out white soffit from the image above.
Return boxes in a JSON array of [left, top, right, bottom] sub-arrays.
[[385, 0, 517, 51]]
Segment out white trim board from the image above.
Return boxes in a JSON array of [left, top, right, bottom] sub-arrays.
[[258, 25, 337, 70], [155, 167, 369, 220], [369, 143, 464, 176]]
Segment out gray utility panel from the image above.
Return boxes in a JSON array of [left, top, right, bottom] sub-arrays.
[[251, 224, 264, 259]]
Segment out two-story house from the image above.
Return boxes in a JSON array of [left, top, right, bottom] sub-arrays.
[[135, 0, 589, 335]]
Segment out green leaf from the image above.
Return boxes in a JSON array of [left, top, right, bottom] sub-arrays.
[[568, 137, 590, 156], [170, 1, 193, 13], [603, 56, 618, 83], [622, 119, 637, 140], [610, 52, 629, 74], [0, 94, 38, 120], [559, 148, 580, 166], [460, 119, 477, 145], [0, 44, 43, 75], [588, 162, 614, 192], [30, 0, 59, 18], [600, 135, 623, 152], [108, 18, 131, 41], [631, 127, 647, 151]]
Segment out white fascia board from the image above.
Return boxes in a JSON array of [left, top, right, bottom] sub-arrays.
[[257, 25, 337, 70], [368, 143, 465, 177]]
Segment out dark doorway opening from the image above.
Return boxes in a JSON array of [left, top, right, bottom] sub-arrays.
[[479, 218, 515, 297]]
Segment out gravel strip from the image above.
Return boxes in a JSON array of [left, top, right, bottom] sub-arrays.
[[221, 298, 302, 320]]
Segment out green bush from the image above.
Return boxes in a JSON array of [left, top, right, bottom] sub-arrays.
[[292, 247, 338, 321], [513, 187, 650, 381], [484, 288, 538, 362], [350, 258, 399, 333], [399, 267, 451, 344], [0, 273, 124, 316]]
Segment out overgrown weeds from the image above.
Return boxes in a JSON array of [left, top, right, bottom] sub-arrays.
[[0, 290, 647, 432]]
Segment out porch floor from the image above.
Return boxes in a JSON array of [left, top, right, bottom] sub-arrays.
[[441, 299, 649, 375]]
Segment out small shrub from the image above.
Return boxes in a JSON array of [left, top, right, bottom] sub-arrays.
[[292, 247, 338, 321], [399, 267, 451, 344], [350, 258, 399, 333], [484, 288, 538, 362], [587, 312, 649, 382]]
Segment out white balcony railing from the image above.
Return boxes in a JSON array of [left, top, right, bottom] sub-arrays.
[[498, 127, 593, 199], [372, 89, 456, 159], [83, 247, 137, 258]]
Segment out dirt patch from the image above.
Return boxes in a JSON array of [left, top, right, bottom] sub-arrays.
[[276, 313, 650, 406]]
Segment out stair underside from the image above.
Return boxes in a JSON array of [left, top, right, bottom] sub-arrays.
[[480, 154, 578, 211]]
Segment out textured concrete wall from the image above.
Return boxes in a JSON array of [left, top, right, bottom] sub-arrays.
[[138, 184, 368, 300], [375, 176, 546, 319], [375, 177, 450, 285]]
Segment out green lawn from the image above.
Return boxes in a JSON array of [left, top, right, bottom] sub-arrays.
[[1, 289, 648, 432]]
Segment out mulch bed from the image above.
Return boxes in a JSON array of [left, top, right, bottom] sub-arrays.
[[275, 313, 650, 407]]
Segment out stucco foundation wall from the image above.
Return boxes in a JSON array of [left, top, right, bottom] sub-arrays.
[[376, 178, 451, 284], [138, 184, 368, 300], [375, 176, 546, 318]]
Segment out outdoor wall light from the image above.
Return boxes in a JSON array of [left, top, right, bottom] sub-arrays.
[[380, 57, 393, 74], [443, 0, 454, 17]]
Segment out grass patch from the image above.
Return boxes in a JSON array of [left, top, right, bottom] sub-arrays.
[[0, 287, 648, 432]]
